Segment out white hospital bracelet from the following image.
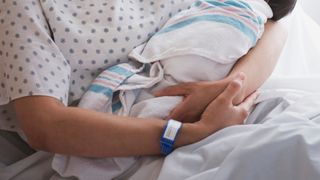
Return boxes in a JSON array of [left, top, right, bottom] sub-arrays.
[[160, 119, 182, 155]]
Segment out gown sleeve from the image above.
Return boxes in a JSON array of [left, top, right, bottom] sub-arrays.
[[0, 1, 71, 106]]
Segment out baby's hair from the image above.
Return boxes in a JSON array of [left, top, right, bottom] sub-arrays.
[[266, 0, 297, 21]]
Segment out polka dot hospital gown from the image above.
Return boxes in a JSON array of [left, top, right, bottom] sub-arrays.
[[0, 0, 194, 133]]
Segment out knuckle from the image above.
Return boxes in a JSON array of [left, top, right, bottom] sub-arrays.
[[160, 87, 170, 93], [185, 84, 194, 92], [166, 87, 177, 93], [166, 86, 175, 91], [240, 109, 249, 118], [230, 81, 241, 90]]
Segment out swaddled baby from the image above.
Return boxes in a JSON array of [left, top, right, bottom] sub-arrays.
[[79, 0, 297, 119], [133, 0, 271, 83], [125, 0, 297, 119]]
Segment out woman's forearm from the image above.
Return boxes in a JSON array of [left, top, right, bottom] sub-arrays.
[[227, 21, 288, 102], [46, 106, 166, 157], [14, 96, 202, 157], [45, 106, 202, 157]]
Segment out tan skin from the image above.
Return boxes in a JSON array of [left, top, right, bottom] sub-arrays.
[[13, 21, 287, 158]]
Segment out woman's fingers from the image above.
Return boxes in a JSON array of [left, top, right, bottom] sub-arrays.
[[153, 83, 192, 97], [234, 91, 259, 123], [238, 91, 259, 112], [167, 99, 189, 121], [167, 96, 201, 122]]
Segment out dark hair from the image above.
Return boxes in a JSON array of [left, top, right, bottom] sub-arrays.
[[266, 0, 297, 21]]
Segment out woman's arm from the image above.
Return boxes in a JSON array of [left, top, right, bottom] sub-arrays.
[[13, 75, 253, 158], [154, 21, 288, 123], [227, 21, 288, 103], [13, 96, 198, 157]]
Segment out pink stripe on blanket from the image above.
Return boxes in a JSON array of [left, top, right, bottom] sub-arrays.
[[100, 71, 126, 81], [201, 9, 260, 32], [93, 79, 117, 89]]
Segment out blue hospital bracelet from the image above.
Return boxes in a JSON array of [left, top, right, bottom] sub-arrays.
[[160, 119, 182, 155]]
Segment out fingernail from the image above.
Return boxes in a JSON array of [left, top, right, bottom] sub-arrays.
[[253, 90, 260, 96], [239, 73, 245, 80], [234, 80, 243, 87]]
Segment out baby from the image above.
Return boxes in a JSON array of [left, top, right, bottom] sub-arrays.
[[80, 0, 297, 118], [120, 0, 297, 119]]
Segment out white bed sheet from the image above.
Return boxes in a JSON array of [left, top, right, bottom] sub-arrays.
[[121, 5, 320, 180]]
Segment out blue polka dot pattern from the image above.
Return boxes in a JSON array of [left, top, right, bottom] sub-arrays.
[[0, 0, 193, 132]]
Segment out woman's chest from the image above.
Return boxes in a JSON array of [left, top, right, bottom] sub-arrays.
[[41, 0, 194, 71]]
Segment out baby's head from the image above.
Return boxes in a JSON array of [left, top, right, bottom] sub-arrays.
[[265, 0, 297, 21]]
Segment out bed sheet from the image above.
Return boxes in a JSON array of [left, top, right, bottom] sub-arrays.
[[121, 4, 320, 180]]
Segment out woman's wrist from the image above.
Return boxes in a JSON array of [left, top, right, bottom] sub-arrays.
[[174, 122, 213, 148]]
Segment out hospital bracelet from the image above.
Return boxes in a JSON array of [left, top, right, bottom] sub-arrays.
[[160, 119, 182, 155]]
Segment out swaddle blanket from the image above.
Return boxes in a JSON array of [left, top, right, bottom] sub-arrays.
[[52, 0, 272, 179]]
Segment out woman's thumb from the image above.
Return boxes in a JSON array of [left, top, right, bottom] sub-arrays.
[[218, 73, 245, 103]]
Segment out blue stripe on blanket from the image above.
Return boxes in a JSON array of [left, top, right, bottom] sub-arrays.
[[89, 84, 113, 97], [226, 0, 252, 11], [193, 0, 260, 26], [108, 65, 135, 77], [194, 1, 202, 7], [157, 14, 257, 44]]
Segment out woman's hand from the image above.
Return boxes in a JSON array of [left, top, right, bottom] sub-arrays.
[[154, 73, 246, 123], [195, 76, 258, 136]]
